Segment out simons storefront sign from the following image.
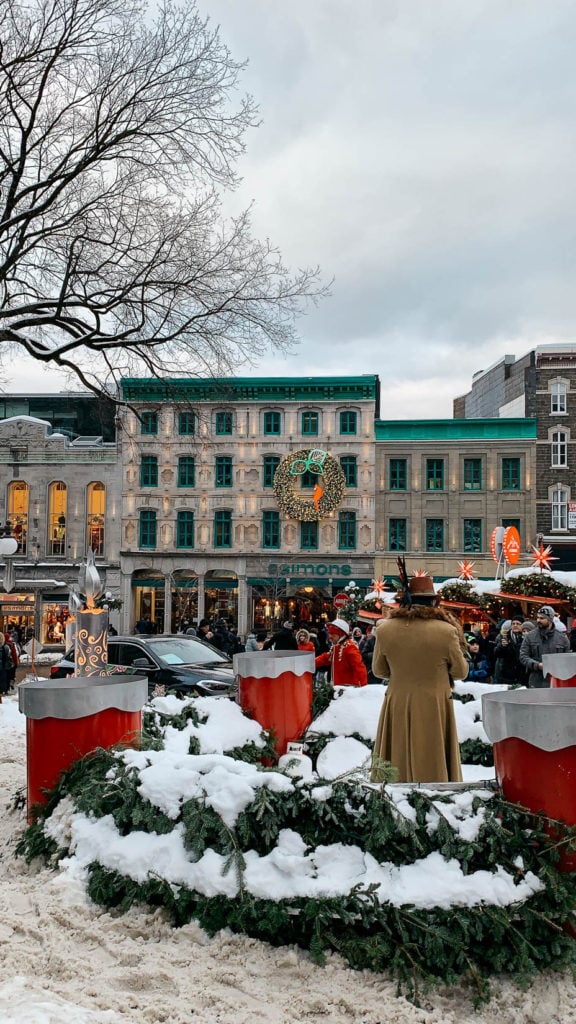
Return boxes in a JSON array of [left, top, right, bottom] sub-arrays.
[[268, 563, 352, 577]]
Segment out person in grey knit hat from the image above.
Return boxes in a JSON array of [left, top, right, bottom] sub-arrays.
[[519, 605, 569, 688]]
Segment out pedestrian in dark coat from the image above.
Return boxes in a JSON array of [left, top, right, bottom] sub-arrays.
[[520, 605, 570, 688], [0, 633, 13, 696], [262, 621, 298, 651], [492, 617, 524, 685]]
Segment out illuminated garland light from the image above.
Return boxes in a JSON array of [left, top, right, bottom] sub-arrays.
[[274, 449, 346, 521]]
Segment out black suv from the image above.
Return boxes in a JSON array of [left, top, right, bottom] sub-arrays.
[[50, 634, 234, 697]]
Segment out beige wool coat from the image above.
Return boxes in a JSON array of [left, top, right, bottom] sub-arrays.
[[371, 606, 469, 783]]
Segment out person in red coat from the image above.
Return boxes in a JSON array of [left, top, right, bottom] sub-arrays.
[[315, 619, 368, 687]]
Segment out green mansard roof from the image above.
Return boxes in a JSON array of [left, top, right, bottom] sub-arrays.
[[375, 418, 537, 440], [121, 375, 380, 405]]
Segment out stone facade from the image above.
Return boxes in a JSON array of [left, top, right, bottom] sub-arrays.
[[455, 344, 576, 568], [0, 416, 121, 644], [374, 419, 537, 580], [118, 376, 379, 635]]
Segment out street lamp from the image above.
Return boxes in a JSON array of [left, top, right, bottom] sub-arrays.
[[0, 522, 18, 594]]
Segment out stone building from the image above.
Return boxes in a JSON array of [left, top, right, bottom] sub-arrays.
[[374, 418, 537, 580], [454, 344, 576, 568], [0, 415, 121, 645], [118, 376, 380, 636]]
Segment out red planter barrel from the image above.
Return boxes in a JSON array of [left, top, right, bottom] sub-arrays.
[[543, 653, 576, 688], [19, 675, 148, 819], [482, 688, 576, 871], [233, 650, 315, 755]]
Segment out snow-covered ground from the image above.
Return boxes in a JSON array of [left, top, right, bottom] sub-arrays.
[[0, 688, 574, 1024]]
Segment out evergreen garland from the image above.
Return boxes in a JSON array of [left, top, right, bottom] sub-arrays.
[[14, 686, 576, 1002], [499, 574, 576, 609], [17, 751, 576, 1003]]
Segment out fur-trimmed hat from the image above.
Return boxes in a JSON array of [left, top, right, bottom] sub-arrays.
[[328, 618, 350, 635]]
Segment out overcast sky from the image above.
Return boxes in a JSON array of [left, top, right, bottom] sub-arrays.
[[7, 0, 576, 417]]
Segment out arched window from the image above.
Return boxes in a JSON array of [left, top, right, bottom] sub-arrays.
[[48, 481, 67, 555], [7, 481, 29, 555], [87, 482, 105, 555], [552, 487, 568, 530]]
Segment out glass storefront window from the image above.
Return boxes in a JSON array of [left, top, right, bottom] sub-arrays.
[[132, 582, 164, 634], [8, 481, 29, 555], [204, 585, 238, 627], [87, 481, 105, 555], [48, 481, 67, 555], [42, 601, 69, 645]]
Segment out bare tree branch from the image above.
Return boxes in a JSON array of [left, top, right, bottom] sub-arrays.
[[0, 0, 327, 394]]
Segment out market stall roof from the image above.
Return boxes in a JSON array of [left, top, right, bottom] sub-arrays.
[[490, 593, 567, 606]]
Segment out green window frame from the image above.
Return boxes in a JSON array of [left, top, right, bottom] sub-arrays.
[[389, 458, 407, 490], [178, 411, 196, 435], [139, 510, 157, 548], [140, 411, 158, 435], [215, 410, 233, 435], [339, 410, 357, 435], [389, 518, 407, 551], [339, 455, 357, 487], [178, 456, 195, 487], [215, 455, 233, 487], [502, 457, 521, 490], [425, 518, 444, 552], [502, 518, 521, 531], [263, 410, 281, 435], [263, 455, 280, 488], [214, 510, 232, 548], [140, 455, 158, 487], [426, 459, 444, 490], [338, 510, 356, 550], [300, 520, 318, 550], [301, 410, 319, 435], [176, 510, 195, 548], [463, 458, 482, 491], [262, 510, 280, 549], [463, 518, 482, 553]]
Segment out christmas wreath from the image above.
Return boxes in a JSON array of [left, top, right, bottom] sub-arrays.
[[273, 448, 346, 521]]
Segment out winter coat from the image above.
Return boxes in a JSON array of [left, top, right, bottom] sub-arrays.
[[315, 637, 368, 687], [263, 628, 298, 651], [465, 652, 490, 683], [519, 625, 570, 688], [371, 606, 468, 783], [245, 634, 259, 652], [492, 631, 524, 686], [359, 633, 380, 685], [0, 642, 13, 694]]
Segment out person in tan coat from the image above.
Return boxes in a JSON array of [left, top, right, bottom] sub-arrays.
[[371, 574, 469, 784]]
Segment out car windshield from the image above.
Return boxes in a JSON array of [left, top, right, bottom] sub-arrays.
[[145, 637, 230, 666]]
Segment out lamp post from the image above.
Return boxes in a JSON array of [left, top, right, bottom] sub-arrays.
[[0, 521, 18, 594]]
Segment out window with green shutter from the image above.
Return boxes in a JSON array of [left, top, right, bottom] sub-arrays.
[[139, 510, 157, 548], [214, 510, 232, 548], [140, 455, 158, 487], [178, 456, 195, 487], [176, 510, 194, 548]]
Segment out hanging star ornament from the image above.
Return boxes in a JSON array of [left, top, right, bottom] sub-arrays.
[[370, 577, 385, 595], [412, 569, 431, 577], [530, 542, 558, 572], [457, 560, 477, 581]]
